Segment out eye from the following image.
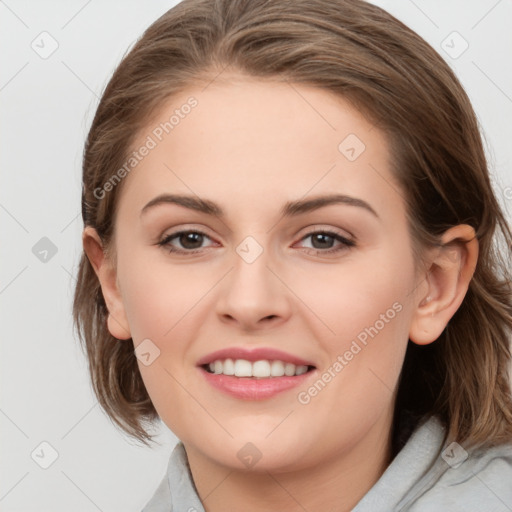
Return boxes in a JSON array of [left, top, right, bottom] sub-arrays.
[[158, 230, 218, 254], [157, 228, 355, 256], [296, 229, 355, 254]]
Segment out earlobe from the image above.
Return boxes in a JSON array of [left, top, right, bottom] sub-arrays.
[[82, 226, 132, 340], [409, 224, 478, 346]]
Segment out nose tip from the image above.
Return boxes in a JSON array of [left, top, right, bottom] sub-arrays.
[[221, 311, 281, 330], [215, 256, 292, 331]]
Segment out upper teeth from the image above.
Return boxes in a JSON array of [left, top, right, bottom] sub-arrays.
[[207, 359, 309, 378]]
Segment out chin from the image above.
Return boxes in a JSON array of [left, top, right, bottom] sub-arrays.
[[196, 429, 314, 473]]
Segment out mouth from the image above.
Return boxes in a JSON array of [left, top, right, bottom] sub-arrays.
[[197, 348, 317, 400], [201, 358, 315, 378]]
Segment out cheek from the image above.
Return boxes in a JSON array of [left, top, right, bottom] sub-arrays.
[[118, 249, 214, 342], [290, 248, 414, 346], [289, 246, 414, 414], [293, 245, 414, 407]]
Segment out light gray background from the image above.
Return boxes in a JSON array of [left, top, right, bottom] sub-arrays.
[[1, 0, 511, 510]]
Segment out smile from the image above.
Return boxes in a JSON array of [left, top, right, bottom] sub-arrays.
[[204, 358, 311, 378], [197, 347, 317, 400]]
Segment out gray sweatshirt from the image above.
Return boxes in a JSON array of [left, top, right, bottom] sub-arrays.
[[141, 415, 512, 511]]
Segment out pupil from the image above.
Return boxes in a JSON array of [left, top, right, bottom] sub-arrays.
[[312, 233, 333, 249], [177, 233, 334, 250], [180, 232, 203, 249]]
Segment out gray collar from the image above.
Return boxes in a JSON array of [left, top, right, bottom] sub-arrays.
[[143, 415, 447, 512]]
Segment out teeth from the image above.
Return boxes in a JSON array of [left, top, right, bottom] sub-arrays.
[[223, 358, 235, 375], [234, 359, 252, 377], [205, 359, 310, 378], [295, 365, 308, 375], [284, 363, 296, 376], [253, 360, 270, 378], [270, 360, 285, 377]]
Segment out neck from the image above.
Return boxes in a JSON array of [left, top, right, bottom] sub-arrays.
[[185, 411, 394, 512]]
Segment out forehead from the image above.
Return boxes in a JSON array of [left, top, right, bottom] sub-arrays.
[[116, 76, 400, 221]]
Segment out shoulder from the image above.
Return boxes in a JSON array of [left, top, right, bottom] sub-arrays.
[[141, 442, 205, 512], [409, 438, 512, 512], [354, 415, 512, 512]]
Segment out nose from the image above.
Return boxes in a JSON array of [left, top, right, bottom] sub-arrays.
[[215, 246, 292, 331]]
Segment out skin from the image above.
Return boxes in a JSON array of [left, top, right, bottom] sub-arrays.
[[83, 74, 478, 511]]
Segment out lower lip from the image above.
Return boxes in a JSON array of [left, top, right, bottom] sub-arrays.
[[199, 367, 315, 400]]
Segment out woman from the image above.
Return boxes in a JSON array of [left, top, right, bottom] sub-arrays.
[[73, 0, 512, 509]]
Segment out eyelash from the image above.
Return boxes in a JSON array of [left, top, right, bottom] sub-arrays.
[[157, 229, 356, 255]]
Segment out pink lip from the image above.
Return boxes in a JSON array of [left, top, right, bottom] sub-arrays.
[[196, 347, 315, 367], [199, 367, 316, 400], [197, 347, 316, 400]]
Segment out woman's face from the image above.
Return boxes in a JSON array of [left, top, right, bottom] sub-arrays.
[[105, 75, 423, 472]]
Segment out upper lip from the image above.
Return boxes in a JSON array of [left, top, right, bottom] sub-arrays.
[[197, 347, 315, 367]]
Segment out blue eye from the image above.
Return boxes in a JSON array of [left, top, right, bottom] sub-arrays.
[[297, 230, 355, 254], [158, 229, 355, 255]]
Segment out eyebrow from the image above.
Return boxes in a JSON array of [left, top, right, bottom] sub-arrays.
[[140, 193, 379, 219]]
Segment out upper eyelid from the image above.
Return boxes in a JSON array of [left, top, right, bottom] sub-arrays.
[[160, 226, 355, 248], [161, 225, 352, 238], [299, 224, 354, 240], [161, 226, 215, 240]]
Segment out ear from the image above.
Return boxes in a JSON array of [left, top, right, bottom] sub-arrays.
[[82, 226, 131, 340], [409, 224, 479, 345]]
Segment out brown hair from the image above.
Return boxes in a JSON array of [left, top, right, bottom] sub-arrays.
[[73, 0, 512, 450]]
